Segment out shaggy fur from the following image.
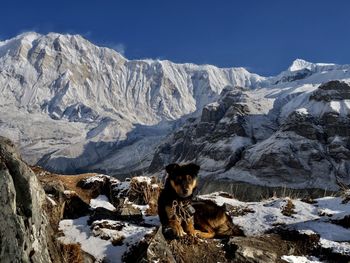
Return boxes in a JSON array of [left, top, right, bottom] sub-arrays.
[[158, 163, 244, 239], [192, 200, 245, 238]]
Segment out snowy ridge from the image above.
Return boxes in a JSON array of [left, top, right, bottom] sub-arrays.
[[1, 32, 350, 179], [0, 32, 267, 173], [287, 58, 336, 72]]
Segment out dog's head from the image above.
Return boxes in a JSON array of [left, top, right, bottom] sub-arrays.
[[165, 163, 200, 198]]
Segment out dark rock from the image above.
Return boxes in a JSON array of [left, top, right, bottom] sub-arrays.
[[76, 174, 120, 200], [310, 80, 350, 101], [88, 206, 143, 225], [62, 191, 91, 219], [41, 180, 65, 199], [275, 68, 312, 84], [88, 207, 119, 224], [91, 220, 125, 245], [148, 86, 253, 173], [195, 122, 215, 137], [281, 112, 324, 141], [228, 235, 282, 262], [118, 203, 143, 222], [146, 228, 176, 263], [91, 220, 125, 231], [201, 102, 225, 123]]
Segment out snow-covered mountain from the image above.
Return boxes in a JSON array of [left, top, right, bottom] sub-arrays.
[[0, 32, 267, 174], [1, 32, 350, 191], [149, 80, 350, 192], [147, 60, 350, 191]]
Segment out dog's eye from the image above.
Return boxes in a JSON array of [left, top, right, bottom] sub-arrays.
[[186, 175, 192, 181]]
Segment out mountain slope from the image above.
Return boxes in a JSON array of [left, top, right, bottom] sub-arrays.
[[0, 32, 266, 173], [1, 32, 350, 189], [148, 80, 350, 192]]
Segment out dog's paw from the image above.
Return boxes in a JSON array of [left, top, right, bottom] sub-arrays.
[[162, 226, 187, 239], [162, 227, 177, 239], [178, 228, 187, 237], [193, 230, 202, 237]]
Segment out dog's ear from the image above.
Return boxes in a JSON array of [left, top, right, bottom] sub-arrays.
[[165, 163, 179, 174], [186, 163, 200, 177]]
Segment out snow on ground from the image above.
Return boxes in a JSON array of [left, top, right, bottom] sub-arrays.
[[132, 176, 152, 184], [90, 195, 116, 211], [281, 255, 323, 263], [200, 193, 350, 256], [59, 177, 350, 262], [59, 183, 156, 262], [295, 221, 350, 242], [316, 197, 350, 220], [113, 181, 130, 193], [84, 174, 120, 185], [320, 238, 350, 255], [59, 216, 153, 262], [200, 193, 318, 235]]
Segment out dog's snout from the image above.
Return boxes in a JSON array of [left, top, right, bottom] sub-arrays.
[[183, 189, 189, 194]]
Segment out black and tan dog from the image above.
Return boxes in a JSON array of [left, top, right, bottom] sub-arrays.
[[158, 163, 244, 239]]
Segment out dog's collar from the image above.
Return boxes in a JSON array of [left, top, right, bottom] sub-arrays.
[[171, 200, 196, 221]]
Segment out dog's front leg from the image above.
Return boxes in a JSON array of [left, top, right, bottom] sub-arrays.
[[169, 217, 186, 237], [165, 206, 186, 238], [184, 217, 197, 236]]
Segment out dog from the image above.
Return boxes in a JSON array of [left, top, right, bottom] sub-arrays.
[[192, 199, 244, 238], [158, 162, 244, 239]]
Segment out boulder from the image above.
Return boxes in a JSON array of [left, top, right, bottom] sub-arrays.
[[0, 137, 54, 263], [62, 191, 91, 219], [146, 228, 233, 263]]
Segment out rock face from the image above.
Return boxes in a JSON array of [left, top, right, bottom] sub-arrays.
[[148, 86, 270, 173], [0, 136, 54, 263], [148, 80, 350, 195]]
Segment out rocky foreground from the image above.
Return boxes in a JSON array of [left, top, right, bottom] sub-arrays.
[[1, 137, 350, 263]]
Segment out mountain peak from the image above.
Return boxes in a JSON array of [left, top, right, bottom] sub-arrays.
[[0, 32, 40, 48], [288, 59, 313, 72]]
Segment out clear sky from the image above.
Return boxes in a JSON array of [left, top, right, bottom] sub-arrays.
[[1, 0, 350, 76]]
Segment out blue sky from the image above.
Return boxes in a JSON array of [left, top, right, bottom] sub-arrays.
[[1, 0, 350, 75]]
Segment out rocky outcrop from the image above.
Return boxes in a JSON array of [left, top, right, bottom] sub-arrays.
[[2, 152, 347, 263], [234, 82, 350, 190], [148, 86, 271, 173], [133, 225, 335, 263], [0, 137, 98, 263], [310, 80, 350, 101], [0, 137, 58, 263], [148, 80, 350, 196]]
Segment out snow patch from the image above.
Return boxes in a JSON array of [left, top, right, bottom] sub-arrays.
[[58, 216, 153, 262], [90, 195, 116, 211], [281, 255, 323, 263]]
